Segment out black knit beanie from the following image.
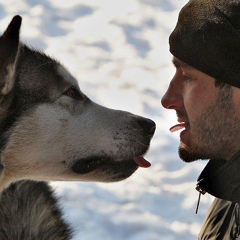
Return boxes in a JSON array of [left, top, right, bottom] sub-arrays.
[[169, 0, 240, 88]]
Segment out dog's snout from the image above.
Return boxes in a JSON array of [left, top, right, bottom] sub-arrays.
[[137, 118, 156, 135]]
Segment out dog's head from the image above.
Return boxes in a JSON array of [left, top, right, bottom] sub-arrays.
[[0, 16, 155, 191]]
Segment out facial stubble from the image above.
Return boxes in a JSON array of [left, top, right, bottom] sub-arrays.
[[179, 86, 238, 162]]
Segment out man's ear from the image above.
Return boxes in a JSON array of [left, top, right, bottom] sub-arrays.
[[0, 15, 22, 96]]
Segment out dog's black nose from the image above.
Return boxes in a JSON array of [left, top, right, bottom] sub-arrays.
[[138, 118, 156, 135]]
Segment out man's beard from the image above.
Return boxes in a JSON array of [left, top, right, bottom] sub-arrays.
[[179, 86, 239, 162], [179, 143, 207, 162]]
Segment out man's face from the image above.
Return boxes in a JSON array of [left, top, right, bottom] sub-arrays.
[[161, 57, 240, 162]]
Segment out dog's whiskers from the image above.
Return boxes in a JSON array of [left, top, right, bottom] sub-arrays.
[[126, 138, 149, 148], [34, 61, 53, 72]]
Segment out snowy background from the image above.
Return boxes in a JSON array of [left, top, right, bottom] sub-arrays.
[[0, 1, 214, 239]]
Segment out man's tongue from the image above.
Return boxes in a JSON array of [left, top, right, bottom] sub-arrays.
[[134, 156, 151, 168], [170, 123, 186, 133]]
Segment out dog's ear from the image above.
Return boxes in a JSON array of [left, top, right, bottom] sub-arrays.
[[0, 15, 22, 96]]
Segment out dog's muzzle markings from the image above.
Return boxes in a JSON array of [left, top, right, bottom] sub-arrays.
[[0, 15, 156, 239], [71, 118, 155, 176]]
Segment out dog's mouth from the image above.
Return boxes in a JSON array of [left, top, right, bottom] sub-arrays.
[[71, 155, 151, 177], [72, 157, 109, 174]]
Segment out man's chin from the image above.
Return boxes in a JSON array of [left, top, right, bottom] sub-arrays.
[[178, 146, 207, 163], [179, 147, 198, 162]]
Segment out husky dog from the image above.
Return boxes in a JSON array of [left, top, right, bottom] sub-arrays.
[[0, 16, 155, 239]]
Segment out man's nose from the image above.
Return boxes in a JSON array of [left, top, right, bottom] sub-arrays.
[[161, 79, 182, 110]]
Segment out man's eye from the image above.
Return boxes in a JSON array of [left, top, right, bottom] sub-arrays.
[[63, 86, 83, 100], [183, 74, 192, 82]]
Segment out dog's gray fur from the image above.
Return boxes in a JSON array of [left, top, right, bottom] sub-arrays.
[[0, 16, 155, 239], [0, 181, 72, 239]]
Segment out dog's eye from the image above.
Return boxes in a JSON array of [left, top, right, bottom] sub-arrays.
[[63, 86, 83, 100]]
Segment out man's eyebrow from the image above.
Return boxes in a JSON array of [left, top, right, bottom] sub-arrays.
[[172, 58, 193, 70]]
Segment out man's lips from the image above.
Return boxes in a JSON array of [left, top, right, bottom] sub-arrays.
[[170, 123, 188, 133]]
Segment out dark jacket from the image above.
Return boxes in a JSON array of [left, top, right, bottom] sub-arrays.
[[197, 150, 240, 239]]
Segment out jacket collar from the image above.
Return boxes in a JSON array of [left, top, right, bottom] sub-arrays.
[[197, 150, 240, 203]]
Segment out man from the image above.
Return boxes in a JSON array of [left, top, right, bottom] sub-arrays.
[[161, 0, 240, 239]]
